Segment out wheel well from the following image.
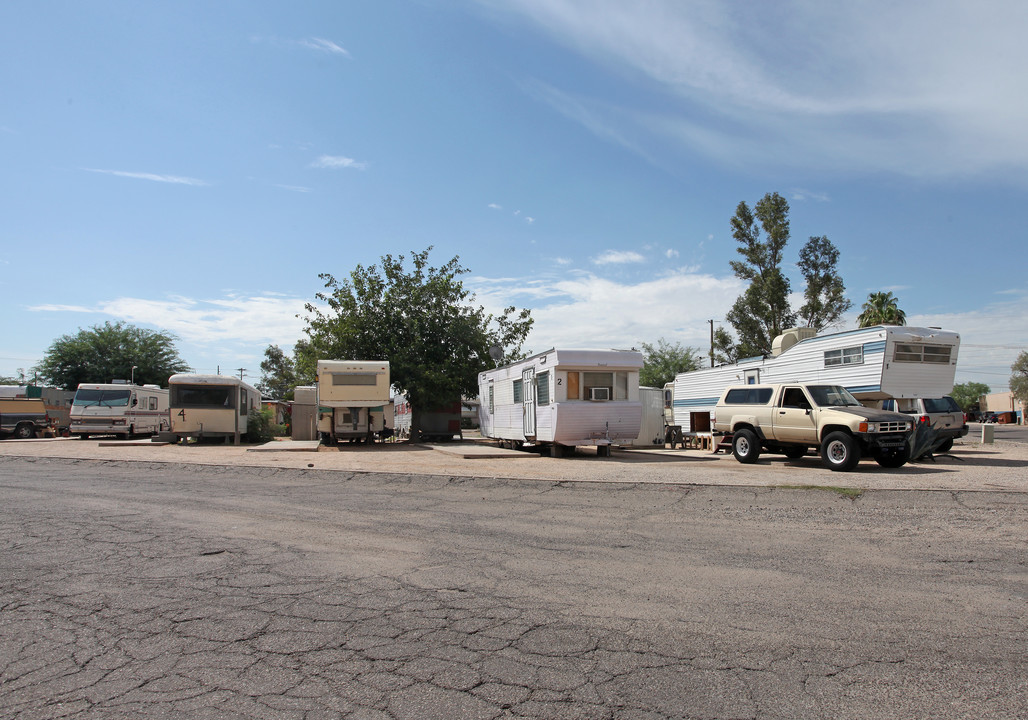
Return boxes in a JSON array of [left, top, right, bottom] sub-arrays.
[[819, 425, 852, 442]]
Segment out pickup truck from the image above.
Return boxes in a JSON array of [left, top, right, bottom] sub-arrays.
[[0, 397, 50, 439], [713, 383, 913, 471]]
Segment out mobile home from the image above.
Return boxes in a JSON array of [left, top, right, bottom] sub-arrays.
[[70, 383, 170, 438], [478, 348, 644, 457], [666, 325, 961, 433], [169, 374, 261, 444], [316, 360, 393, 444]]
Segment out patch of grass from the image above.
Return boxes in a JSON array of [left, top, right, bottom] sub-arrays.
[[775, 484, 864, 499]]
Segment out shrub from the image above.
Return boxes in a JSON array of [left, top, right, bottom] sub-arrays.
[[246, 407, 275, 444]]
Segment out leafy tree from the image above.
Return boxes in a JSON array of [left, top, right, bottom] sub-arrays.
[[857, 291, 907, 327], [35, 321, 190, 390], [796, 235, 851, 330], [711, 327, 739, 365], [639, 339, 701, 388], [717, 192, 797, 359], [950, 381, 991, 413], [0, 371, 26, 385], [298, 247, 533, 441], [1010, 352, 1028, 408], [257, 345, 297, 400]]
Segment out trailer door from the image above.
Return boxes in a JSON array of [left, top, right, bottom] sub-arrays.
[[522, 367, 536, 439]]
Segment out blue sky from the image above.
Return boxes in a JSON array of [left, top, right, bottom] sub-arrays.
[[2, 0, 1026, 391]]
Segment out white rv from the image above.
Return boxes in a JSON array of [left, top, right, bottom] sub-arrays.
[[666, 325, 961, 433], [70, 383, 170, 438], [316, 360, 394, 444], [478, 348, 644, 457], [169, 374, 261, 444]]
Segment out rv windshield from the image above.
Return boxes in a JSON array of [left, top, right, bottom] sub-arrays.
[[73, 388, 131, 407], [806, 385, 861, 408]]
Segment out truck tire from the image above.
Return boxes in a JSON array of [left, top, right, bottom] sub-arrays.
[[14, 423, 36, 439], [875, 445, 910, 468], [936, 438, 954, 453], [732, 429, 761, 464], [821, 431, 861, 472]]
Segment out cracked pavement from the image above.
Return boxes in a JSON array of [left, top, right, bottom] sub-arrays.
[[1, 456, 1026, 719]]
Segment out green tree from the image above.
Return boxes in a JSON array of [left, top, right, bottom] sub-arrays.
[[257, 345, 298, 400], [1010, 352, 1028, 408], [950, 381, 991, 413], [717, 192, 797, 358], [797, 235, 851, 330], [297, 247, 533, 441], [857, 291, 907, 327], [35, 321, 190, 390], [639, 339, 701, 388]]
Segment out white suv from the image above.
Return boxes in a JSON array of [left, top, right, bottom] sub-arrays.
[[881, 396, 968, 452]]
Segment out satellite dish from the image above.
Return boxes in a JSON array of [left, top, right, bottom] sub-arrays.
[[488, 345, 503, 362]]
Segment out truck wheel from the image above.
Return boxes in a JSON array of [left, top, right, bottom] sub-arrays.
[[876, 445, 910, 468], [783, 446, 806, 459], [821, 432, 861, 471], [14, 423, 36, 439], [936, 438, 954, 453], [732, 429, 761, 464]]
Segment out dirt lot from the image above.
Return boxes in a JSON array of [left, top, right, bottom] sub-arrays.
[[2, 432, 1026, 493]]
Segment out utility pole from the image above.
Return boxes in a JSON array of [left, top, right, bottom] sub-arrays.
[[236, 368, 246, 381], [709, 319, 715, 368]]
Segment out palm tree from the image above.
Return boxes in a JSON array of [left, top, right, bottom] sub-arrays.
[[857, 291, 907, 327]]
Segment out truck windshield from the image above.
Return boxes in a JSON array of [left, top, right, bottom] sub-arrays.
[[72, 389, 132, 407], [807, 385, 861, 407]]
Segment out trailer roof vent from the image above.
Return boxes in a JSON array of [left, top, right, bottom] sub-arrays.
[[772, 327, 818, 357]]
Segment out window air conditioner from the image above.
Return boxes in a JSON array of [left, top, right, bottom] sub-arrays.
[[590, 387, 610, 401]]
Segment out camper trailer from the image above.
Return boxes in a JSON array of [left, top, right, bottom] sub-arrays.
[[478, 348, 644, 457], [316, 360, 393, 444], [169, 374, 261, 444], [666, 325, 961, 434], [70, 383, 170, 438]]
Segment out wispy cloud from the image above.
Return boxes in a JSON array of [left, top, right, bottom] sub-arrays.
[[594, 250, 645, 265], [83, 168, 207, 186], [310, 155, 368, 170], [276, 184, 313, 193], [299, 37, 351, 57], [487, 0, 1028, 178], [790, 188, 831, 203], [488, 203, 503, 210]]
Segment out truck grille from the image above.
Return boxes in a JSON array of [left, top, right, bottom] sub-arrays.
[[878, 422, 908, 433]]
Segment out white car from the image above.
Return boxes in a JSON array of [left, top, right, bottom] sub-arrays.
[[881, 396, 968, 452]]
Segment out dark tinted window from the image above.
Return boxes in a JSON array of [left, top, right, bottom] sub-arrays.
[[172, 385, 234, 408], [724, 387, 773, 404], [924, 397, 960, 413]]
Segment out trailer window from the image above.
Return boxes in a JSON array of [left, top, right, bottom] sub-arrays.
[[172, 385, 234, 408], [149, 397, 158, 411], [566, 372, 580, 400], [513, 379, 523, 403], [332, 373, 378, 385], [582, 372, 612, 400], [894, 343, 951, 363], [537, 372, 550, 406], [824, 345, 863, 366]]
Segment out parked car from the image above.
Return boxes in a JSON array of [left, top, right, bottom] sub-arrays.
[[0, 397, 50, 439], [880, 396, 968, 452], [713, 383, 913, 471]]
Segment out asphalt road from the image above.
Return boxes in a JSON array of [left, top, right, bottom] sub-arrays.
[[1, 456, 1026, 719]]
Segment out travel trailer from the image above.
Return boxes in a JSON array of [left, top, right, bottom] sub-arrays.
[[168, 374, 261, 444], [665, 325, 961, 434], [70, 383, 170, 438], [478, 348, 644, 457], [316, 360, 393, 444]]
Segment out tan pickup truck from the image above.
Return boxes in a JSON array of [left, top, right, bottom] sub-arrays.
[[713, 383, 913, 471]]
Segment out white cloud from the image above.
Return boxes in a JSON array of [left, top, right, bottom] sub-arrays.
[[310, 155, 368, 170], [84, 168, 207, 186], [665, 248, 679, 259], [300, 37, 351, 57], [28, 294, 309, 348], [485, 0, 1028, 178], [469, 269, 743, 353], [594, 250, 645, 265], [488, 203, 503, 210]]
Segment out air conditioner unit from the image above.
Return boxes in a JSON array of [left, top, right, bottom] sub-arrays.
[[590, 387, 610, 401]]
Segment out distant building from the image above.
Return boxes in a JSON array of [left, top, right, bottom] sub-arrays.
[[980, 392, 1024, 423]]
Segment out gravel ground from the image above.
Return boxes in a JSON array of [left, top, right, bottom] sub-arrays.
[[2, 432, 1026, 493]]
